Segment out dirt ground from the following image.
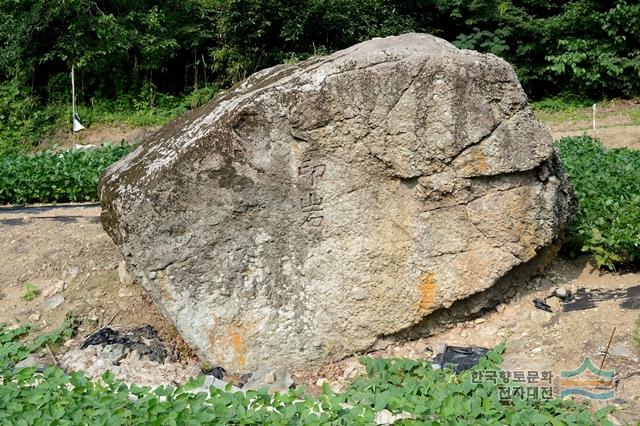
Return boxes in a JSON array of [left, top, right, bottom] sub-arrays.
[[536, 97, 640, 150], [1, 99, 639, 422], [41, 123, 158, 151], [0, 204, 193, 360]]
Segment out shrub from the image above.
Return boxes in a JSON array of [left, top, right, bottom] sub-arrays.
[[0, 143, 133, 205], [556, 136, 640, 270]]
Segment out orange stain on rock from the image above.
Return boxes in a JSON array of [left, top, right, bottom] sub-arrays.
[[207, 321, 249, 369], [416, 272, 437, 313], [229, 330, 246, 367]]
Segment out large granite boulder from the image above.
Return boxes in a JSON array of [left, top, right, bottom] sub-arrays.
[[99, 33, 575, 372]]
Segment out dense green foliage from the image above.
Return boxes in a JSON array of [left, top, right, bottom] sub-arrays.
[[2, 0, 638, 101], [557, 136, 640, 270], [1, 0, 639, 153], [0, 143, 133, 204], [0, 326, 608, 424]]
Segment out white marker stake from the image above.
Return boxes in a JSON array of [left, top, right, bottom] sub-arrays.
[[593, 103, 597, 132]]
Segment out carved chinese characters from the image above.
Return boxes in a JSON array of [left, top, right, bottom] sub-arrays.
[[298, 159, 326, 226]]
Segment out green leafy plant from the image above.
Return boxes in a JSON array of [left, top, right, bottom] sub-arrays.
[[557, 136, 640, 270], [453, 27, 510, 56], [0, 326, 610, 424], [21, 283, 39, 302], [0, 142, 134, 205]]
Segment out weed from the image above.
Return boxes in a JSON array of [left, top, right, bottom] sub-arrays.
[[21, 283, 39, 302]]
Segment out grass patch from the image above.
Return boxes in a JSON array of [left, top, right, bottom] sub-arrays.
[[0, 326, 608, 424], [557, 136, 640, 270], [531, 98, 596, 125], [530, 97, 595, 112], [0, 143, 134, 205]]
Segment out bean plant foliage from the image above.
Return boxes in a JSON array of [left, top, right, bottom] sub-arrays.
[[556, 136, 640, 270], [0, 143, 133, 205], [0, 325, 610, 424]]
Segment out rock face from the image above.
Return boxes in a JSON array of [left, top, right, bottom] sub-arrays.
[[99, 33, 575, 373]]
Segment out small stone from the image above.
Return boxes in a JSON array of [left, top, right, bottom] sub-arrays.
[[264, 370, 276, 384], [15, 355, 45, 369], [28, 311, 41, 322], [329, 381, 345, 393], [242, 367, 293, 393], [553, 287, 568, 299], [342, 359, 365, 380], [460, 330, 469, 338], [496, 304, 505, 314], [127, 349, 141, 364], [100, 344, 128, 364], [316, 377, 328, 387], [608, 343, 633, 359], [474, 318, 486, 324], [148, 271, 157, 280], [546, 297, 562, 311], [41, 293, 64, 311], [531, 347, 543, 354], [117, 261, 134, 286], [530, 310, 552, 326], [375, 409, 414, 425]]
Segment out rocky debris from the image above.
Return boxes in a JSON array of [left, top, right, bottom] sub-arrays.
[[100, 33, 575, 372], [81, 325, 168, 363], [60, 345, 201, 387], [242, 367, 294, 393], [60, 325, 202, 387]]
